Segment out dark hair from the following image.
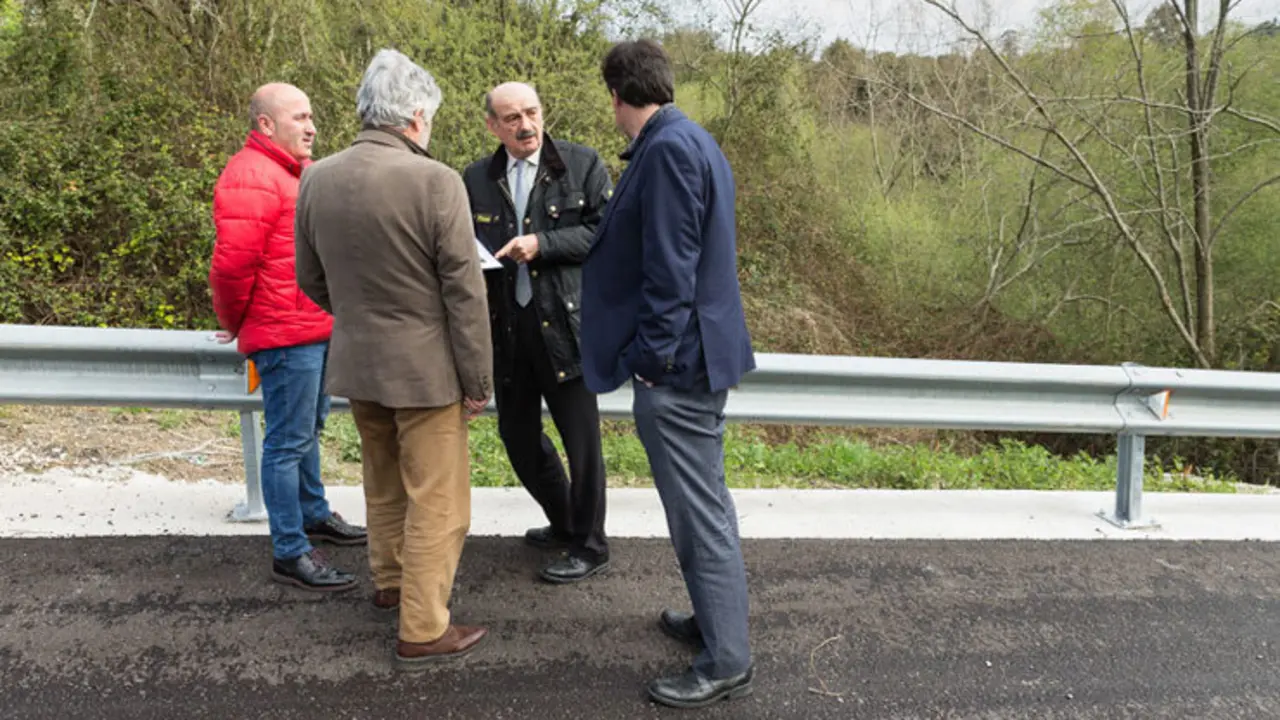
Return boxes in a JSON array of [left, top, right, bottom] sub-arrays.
[[601, 39, 675, 108]]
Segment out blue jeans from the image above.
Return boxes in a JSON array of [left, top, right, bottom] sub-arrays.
[[249, 341, 333, 560]]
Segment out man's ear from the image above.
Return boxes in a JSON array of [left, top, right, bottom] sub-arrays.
[[256, 113, 275, 136]]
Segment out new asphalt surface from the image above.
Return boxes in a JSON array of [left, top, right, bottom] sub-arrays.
[[2, 536, 1279, 719]]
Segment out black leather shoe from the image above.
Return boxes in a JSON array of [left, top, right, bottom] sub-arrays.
[[271, 549, 357, 593], [538, 554, 609, 584], [648, 666, 754, 709], [306, 512, 367, 547], [524, 525, 571, 550], [659, 609, 704, 648]]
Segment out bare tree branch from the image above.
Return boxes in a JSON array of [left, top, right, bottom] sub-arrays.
[[1209, 173, 1280, 245], [1046, 293, 1143, 323], [917, 0, 1210, 367], [1114, 0, 1196, 330], [1225, 107, 1280, 135], [874, 78, 1097, 190], [1039, 95, 1215, 114], [1202, 0, 1233, 111]]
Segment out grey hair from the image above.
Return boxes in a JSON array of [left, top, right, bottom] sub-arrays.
[[356, 49, 443, 129]]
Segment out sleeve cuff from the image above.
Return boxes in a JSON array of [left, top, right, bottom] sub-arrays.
[[624, 341, 681, 383]]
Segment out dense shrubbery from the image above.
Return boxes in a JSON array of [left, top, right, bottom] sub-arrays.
[[2, 0, 1277, 482]]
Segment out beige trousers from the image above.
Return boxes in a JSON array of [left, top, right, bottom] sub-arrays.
[[350, 400, 471, 643]]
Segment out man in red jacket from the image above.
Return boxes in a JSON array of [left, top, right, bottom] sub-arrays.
[[210, 82, 367, 592]]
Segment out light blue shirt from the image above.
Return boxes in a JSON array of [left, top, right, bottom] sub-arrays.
[[506, 148, 541, 231]]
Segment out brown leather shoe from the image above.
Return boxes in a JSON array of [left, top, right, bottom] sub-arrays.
[[395, 625, 488, 669], [372, 588, 400, 611]]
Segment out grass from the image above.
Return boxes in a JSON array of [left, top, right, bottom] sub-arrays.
[[4, 405, 1239, 492], [314, 414, 1238, 493]]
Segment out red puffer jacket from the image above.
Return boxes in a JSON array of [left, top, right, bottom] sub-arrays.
[[210, 131, 332, 356]]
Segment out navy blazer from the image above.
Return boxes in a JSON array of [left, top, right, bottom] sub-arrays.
[[580, 106, 755, 394]]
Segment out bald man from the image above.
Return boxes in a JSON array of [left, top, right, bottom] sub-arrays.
[[462, 82, 614, 583], [210, 83, 366, 593]]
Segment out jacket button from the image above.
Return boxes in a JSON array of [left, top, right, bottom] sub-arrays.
[[566, 301, 574, 310], [557, 371, 566, 379], [542, 321, 550, 328], [531, 270, 538, 277]]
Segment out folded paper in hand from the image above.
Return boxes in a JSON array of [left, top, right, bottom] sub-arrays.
[[475, 238, 503, 271]]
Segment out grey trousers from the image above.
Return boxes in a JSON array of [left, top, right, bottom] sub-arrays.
[[633, 382, 752, 679]]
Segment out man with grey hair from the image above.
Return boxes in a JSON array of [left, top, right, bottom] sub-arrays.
[[295, 48, 494, 668]]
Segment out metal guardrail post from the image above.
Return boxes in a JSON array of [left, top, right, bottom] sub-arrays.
[[1098, 432, 1159, 529], [227, 410, 267, 522]]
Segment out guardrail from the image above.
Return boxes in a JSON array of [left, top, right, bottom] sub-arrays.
[[2, 323, 1279, 529]]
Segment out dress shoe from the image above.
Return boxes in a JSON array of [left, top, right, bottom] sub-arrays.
[[372, 588, 400, 612], [659, 609, 704, 648], [305, 512, 368, 546], [648, 665, 754, 709], [538, 553, 609, 584], [395, 625, 488, 670], [524, 525, 571, 550], [271, 549, 357, 593]]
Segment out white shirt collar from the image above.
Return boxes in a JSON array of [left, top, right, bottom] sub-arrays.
[[507, 146, 541, 173]]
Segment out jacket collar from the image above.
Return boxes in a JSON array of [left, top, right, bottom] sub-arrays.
[[620, 104, 683, 161], [245, 130, 310, 177], [486, 131, 567, 181], [352, 127, 435, 159]]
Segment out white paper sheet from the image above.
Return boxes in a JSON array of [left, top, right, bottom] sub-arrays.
[[475, 238, 503, 271]]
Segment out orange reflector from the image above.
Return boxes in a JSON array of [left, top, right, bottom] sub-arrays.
[[247, 360, 260, 394]]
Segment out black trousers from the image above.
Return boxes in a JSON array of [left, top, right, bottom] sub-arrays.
[[496, 303, 608, 560]]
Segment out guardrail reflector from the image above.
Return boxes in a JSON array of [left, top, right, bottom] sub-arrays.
[[1144, 389, 1172, 420]]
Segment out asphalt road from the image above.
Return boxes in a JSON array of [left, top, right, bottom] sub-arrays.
[[2, 536, 1279, 719]]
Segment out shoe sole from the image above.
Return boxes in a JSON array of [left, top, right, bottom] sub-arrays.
[[648, 682, 753, 709], [538, 560, 610, 585], [394, 633, 488, 671], [270, 571, 358, 593], [307, 534, 368, 547], [658, 617, 705, 649]]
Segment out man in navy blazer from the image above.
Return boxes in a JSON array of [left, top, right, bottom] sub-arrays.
[[580, 39, 756, 709]]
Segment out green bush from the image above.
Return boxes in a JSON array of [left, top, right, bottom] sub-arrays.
[[2, 0, 1278, 485]]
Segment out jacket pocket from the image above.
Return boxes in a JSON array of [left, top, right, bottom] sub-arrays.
[[543, 191, 585, 227], [473, 209, 505, 247]]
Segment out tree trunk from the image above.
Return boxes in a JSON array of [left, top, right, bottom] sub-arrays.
[[1183, 0, 1215, 365]]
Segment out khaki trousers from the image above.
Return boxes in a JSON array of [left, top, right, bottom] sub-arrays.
[[350, 400, 471, 643]]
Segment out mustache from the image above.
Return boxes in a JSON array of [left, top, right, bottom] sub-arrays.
[[515, 129, 537, 140]]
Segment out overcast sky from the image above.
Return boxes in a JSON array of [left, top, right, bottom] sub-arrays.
[[697, 0, 1280, 52]]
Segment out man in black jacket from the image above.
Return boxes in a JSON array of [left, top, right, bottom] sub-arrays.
[[462, 82, 613, 583]]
